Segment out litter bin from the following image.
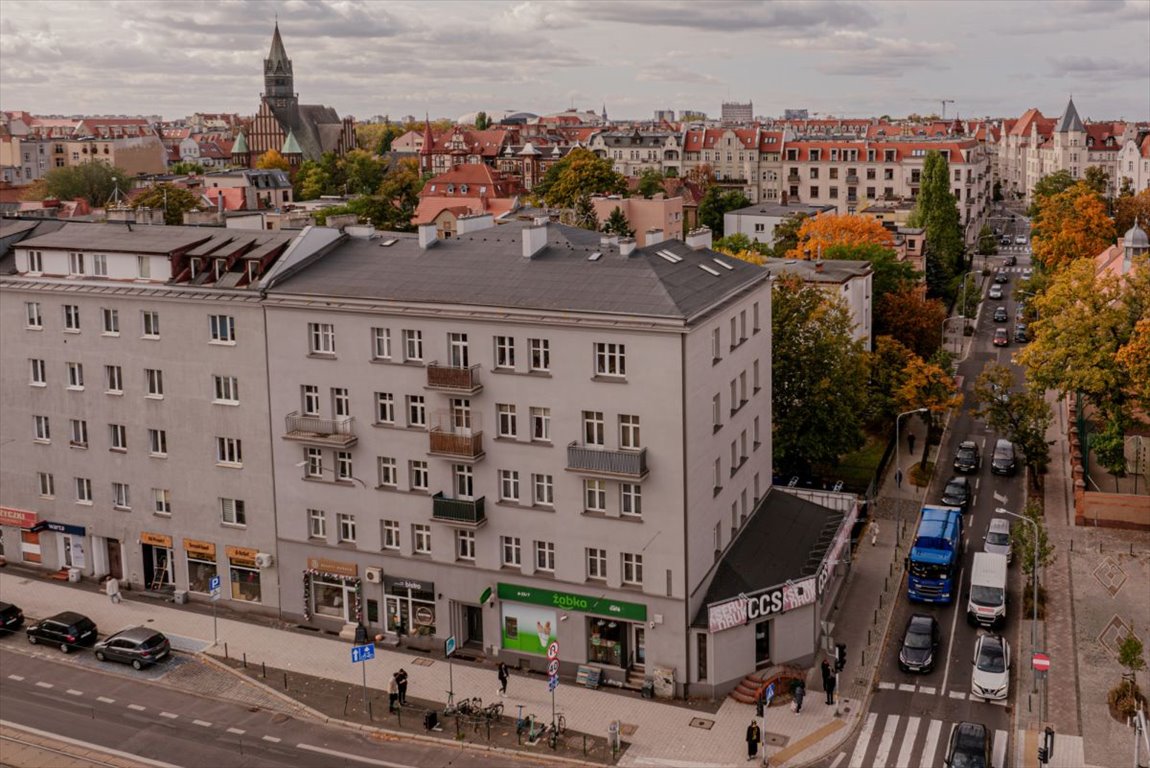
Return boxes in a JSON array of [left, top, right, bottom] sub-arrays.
[[173, 590, 188, 604], [67, 567, 81, 583], [641, 679, 655, 699]]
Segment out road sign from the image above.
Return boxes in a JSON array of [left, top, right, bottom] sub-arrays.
[[548, 675, 558, 692], [547, 659, 560, 676], [1032, 652, 1051, 672], [547, 641, 560, 661], [351, 644, 375, 663], [764, 682, 776, 704], [209, 574, 221, 602], [445, 635, 457, 657]]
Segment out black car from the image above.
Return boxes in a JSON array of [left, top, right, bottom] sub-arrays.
[[946, 721, 991, 768], [26, 611, 98, 653], [941, 476, 971, 513], [898, 613, 940, 673], [94, 627, 171, 669], [994, 271, 1009, 284], [0, 602, 25, 632], [992, 306, 1008, 322], [953, 440, 981, 473], [991, 438, 1017, 476]]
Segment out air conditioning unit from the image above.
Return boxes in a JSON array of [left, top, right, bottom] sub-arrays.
[[254, 552, 275, 569], [364, 567, 382, 584]]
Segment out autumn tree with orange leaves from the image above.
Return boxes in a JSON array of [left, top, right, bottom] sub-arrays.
[[1030, 181, 1115, 272], [787, 213, 894, 260], [1117, 318, 1150, 412], [876, 287, 947, 359]]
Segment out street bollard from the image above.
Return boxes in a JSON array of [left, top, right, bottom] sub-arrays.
[[283, 672, 288, 691], [224, 642, 229, 660], [343, 692, 350, 716], [867, 629, 871, 645], [242, 652, 247, 668], [873, 609, 878, 626], [584, 734, 588, 755], [862, 650, 865, 667], [261, 661, 266, 679]]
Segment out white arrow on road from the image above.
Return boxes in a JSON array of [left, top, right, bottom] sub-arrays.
[[993, 491, 1008, 505]]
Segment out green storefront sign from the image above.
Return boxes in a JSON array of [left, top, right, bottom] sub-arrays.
[[497, 583, 647, 622]]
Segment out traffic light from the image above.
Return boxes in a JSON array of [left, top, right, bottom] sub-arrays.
[[1037, 747, 1048, 764], [1038, 726, 1055, 764], [835, 643, 847, 672]]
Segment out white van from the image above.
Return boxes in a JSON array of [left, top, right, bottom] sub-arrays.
[[967, 552, 1008, 629]]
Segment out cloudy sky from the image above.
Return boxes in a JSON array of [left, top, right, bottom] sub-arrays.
[[2, 0, 1147, 123]]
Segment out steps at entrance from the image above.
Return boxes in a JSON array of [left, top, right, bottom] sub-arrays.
[[728, 664, 805, 704], [625, 666, 646, 689]]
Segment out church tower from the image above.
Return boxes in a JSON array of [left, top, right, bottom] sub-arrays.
[[263, 22, 297, 110]]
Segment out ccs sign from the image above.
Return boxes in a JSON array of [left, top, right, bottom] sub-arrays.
[[707, 577, 818, 633]]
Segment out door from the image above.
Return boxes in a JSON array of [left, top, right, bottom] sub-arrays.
[[385, 594, 406, 636], [448, 333, 469, 368], [454, 464, 474, 500], [633, 625, 646, 667], [106, 539, 123, 580], [465, 605, 483, 647], [754, 619, 771, 667], [451, 398, 472, 435]]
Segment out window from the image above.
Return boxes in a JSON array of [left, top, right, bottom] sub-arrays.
[[729, 317, 737, 349], [145, 368, 164, 397], [409, 460, 429, 491], [448, 332, 470, 367], [501, 536, 522, 567], [456, 530, 476, 561], [308, 322, 335, 354], [301, 385, 320, 416], [331, 388, 350, 418], [587, 548, 607, 580], [412, 523, 431, 555], [308, 508, 327, 538], [68, 251, 85, 275], [378, 457, 398, 487], [26, 302, 42, 329], [499, 469, 520, 501], [336, 451, 353, 481], [137, 255, 151, 279], [38, 472, 55, 498], [27, 250, 43, 273], [406, 395, 426, 427], [533, 473, 554, 506], [213, 375, 238, 403], [530, 407, 551, 442], [102, 308, 119, 335], [153, 488, 172, 516], [496, 403, 517, 438], [216, 436, 243, 466], [494, 336, 515, 369], [66, 362, 84, 389], [76, 477, 92, 504], [69, 419, 89, 448], [34, 415, 51, 442], [713, 458, 722, 491], [338, 513, 356, 543], [585, 479, 607, 512], [583, 411, 605, 446], [141, 311, 160, 338], [594, 342, 626, 377], [63, 304, 80, 331], [113, 482, 131, 510], [305, 447, 323, 477], [209, 314, 236, 343], [740, 310, 747, 340], [753, 360, 761, 393], [148, 428, 167, 456], [403, 329, 423, 361], [619, 414, 641, 450], [621, 484, 642, 517], [109, 423, 126, 451], [622, 553, 644, 586], [740, 430, 748, 460], [453, 464, 474, 499], [713, 394, 722, 429], [739, 371, 748, 403], [382, 519, 400, 550], [220, 497, 246, 526], [712, 328, 721, 361], [529, 338, 550, 371], [30, 358, 46, 386], [372, 327, 391, 360], [729, 380, 738, 413], [535, 541, 556, 572]]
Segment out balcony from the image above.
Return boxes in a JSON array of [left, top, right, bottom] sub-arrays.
[[566, 442, 649, 480], [431, 493, 486, 527], [787, 171, 801, 182], [428, 428, 485, 461], [282, 411, 357, 447], [426, 362, 482, 394], [845, 174, 859, 184]]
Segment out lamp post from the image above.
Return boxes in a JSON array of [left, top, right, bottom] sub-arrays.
[[896, 407, 930, 540], [995, 507, 1040, 693]]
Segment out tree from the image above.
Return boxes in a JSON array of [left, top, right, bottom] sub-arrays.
[[169, 161, 205, 175], [1027, 170, 1075, 218], [787, 213, 893, 260], [293, 159, 332, 201], [1013, 499, 1056, 617], [39, 162, 131, 207], [1117, 318, 1150, 413], [770, 213, 809, 258], [977, 225, 998, 256], [772, 274, 869, 478], [355, 121, 407, 154], [635, 168, 665, 199], [1030, 182, 1114, 272], [909, 150, 964, 294], [1114, 188, 1150, 236], [572, 194, 599, 231], [895, 355, 962, 454], [1118, 630, 1147, 689], [1091, 418, 1129, 491], [876, 287, 946, 359], [255, 149, 290, 171], [533, 147, 626, 208], [601, 206, 635, 237], [684, 163, 715, 189], [1084, 165, 1111, 198], [375, 157, 425, 231], [131, 184, 205, 226], [713, 233, 766, 265], [474, 111, 490, 130], [696, 187, 750, 237], [823, 242, 919, 323], [865, 335, 916, 427], [993, 180, 1003, 202], [342, 149, 387, 196], [972, 364, 1054, 482]]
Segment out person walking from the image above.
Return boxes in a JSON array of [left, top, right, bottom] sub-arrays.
[[907, 432, 916, 456], [820, 659, 832, 690], [746, 719, 761, 761], [396, 668, 409, 705], [388, 674, 399, 713], [824, 669, 836, 705], [105, 575, 121, 604], [497, 661, 509, 697], [792, 682, 805, 713]]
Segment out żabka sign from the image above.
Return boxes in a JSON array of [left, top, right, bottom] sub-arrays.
[[707, 576, 818, 633]]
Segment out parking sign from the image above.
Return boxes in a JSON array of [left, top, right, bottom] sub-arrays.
[[209, 574, 222, 601]]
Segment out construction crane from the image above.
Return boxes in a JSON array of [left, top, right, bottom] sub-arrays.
[[940, 99, 955, 119]]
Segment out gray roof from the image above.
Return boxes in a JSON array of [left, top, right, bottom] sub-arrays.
[[270, 103, 346, 162], [1057, 97, 1085, 134], [16, 222, 216, 254], [763, 256, 872, 284], [1125, 221, 1149, 249], [729, 202, 836, 218], [268, 221, 769, 320], [0, 218, 67, 272]]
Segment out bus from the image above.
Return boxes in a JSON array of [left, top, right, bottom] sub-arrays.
[[907, 505, 964, 604]]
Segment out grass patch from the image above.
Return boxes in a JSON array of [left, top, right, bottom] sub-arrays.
[[910, 461, 935, 488], [825, 434, 887, 490]]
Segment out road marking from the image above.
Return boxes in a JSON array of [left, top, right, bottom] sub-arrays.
[[128, 704, 146, 711], [66, 689, 83, 696], [227, 727, 246, 735], [919, 685, 936, 695], [35, 682, 53, 689], [920, 720, 943, 768], [193, 719, 212, 728], [878, 681, 896, 690], [829, 753, 846, 768], [989, 698, 1008, 707], [949, 690, 967, 700], [262, 735, 281, 743], [97, 696, 115, 704], [160, 712, 179, 719], [898, 683, 916, 692], [0, 719, 181, 768], [896, 716, 921, 768], [848, 712, 879, 768], [872, 715, 899, 767], [940, 565, 965, 696], [7, 675, 24, 682], [296, 742, 420, 767]]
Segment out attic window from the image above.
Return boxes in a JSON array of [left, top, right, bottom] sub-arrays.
[[697, 264, 720, 277], [588, 252, 602, 261], [430, 184, 436, 192], [380, 238, 399, 247], [247, 261, 260, 281], [190, 257, 202, 278], [447, 184, 455, 193], [712, 258, 734, 271]]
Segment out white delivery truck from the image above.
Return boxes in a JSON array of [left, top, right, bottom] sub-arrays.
[[966, 552, 1008, 629]]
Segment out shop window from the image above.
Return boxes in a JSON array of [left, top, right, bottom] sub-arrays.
[[187, 553, 218, 593], [588, 617, 625, 667]]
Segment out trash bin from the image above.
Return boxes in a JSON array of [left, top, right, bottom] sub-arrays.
[[641, 679, 655, 699], [67, 567, 81, 583], [423, 710, 439, 731], [173, 590, 188, 605]]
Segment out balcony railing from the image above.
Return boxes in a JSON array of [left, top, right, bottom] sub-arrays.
[[845, 174, 859, 184], [283, 411, 357, 447], [566, 442, 649, 479], [428, 428, 485, 461], [431, 493, 486, 527], [426, 363, 482, 394]]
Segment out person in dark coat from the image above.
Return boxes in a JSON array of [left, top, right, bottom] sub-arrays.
[[908, 432, 916, 455], [824, 671, 836, 705], [497, 662, 509, 697], [820, 659, 832, 689], [746, 720, 761, 760], [793, 683, 805, 713], [396, 668, 409, 705], [388, 675, 399, 712]]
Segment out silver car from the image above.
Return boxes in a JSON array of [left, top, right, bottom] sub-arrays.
[[984, 518, 1012, 564], [971, 633, 1011, 701]]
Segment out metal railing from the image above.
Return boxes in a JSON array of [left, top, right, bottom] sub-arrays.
[[283, 412, 357, 445], [566, 442, 648, 478], [431, 493, 486, 526], [426, 363, 482, 392]]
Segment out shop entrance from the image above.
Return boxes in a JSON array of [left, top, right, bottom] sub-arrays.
[[632, 625, 646, 668], [588, 617, 628, 667], [143, 544, 173, 591], [464, 604, 483, 648], [754, 619, 771, 667], [105, 538, 123, 580]]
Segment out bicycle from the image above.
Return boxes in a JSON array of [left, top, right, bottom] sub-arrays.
[[481, 701, 504, 721]]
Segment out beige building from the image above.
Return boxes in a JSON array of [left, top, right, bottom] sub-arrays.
[[764, 257, 874, 349], [1117, 133, 1150, 193], [590, 194, 684, 245]]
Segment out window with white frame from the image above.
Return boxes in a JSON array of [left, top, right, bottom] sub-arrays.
[[713, 458, 722, 491], [148, 428, 168, 457], [619, 414, 641, 450], [454, 464, 474, 499], [112, 482, 131, 510], [26, 301, 42, 329], [593, 342, 626, 377], [33, 414, 50, 442], [304, 447, 323, 477], [456, 530, 476, 561], [332, 387, 350, 418], [622, 553, 643, 586], [76, 477, 92, 504], [528, 338, 550, 372], [584, 479, 607, 512], [308, 508, 327, 538], [213, 375, 238, 403], [712, 327, 721, 361], [68, 251, 85, 275], [27, 250, 43, 273], [141, 310, 160, 338], [38, 472, 55, 497], [729, 380, 737, 412], [66, 362, 84, 390], [535, 540, 556, 572], [412, 523, 431, 554], [621, 483, 642, 517], [403, 329, 423, 361], [336, 451, 353, 481], [145, 368, 164, 398], [496, 403, 517, 437], [753, 360, 761, 392], [63, 304, 80, 331], [586, 547, 607, 580], [220, 497, 246, 526], [447, 332, 469, 367], [106, 365, 123, 394], [337, 513, 356, 543], [29, 358, 46, 386], [378, 457, 397, 487], [69, 419, 88, 448], [372, 327, 391, 360], [216, 436, 243, 466], [713, 394, 722, 428], [137, 255, 151, 279], [501, 536, 522, 567], [406, 395, 426, 427], [582, 411, 605, 446], [739, 371, 747, 403], [499, 469, 520, 501], [494, 336, 515, 369], [530, 407, 550, 442], [409, 460, 429, 491], [308, 322, 335, 354], [753, 301, 761, 332], [382, 519, 400, 550], [102, 308, 119, 335], [153, 488, 172, 516], [533, 473, 554, 506], [729, 317, 738, 349], [109, 423, 126, 451], [209, 314, 236, 343], [753, 416, 761, 448], [739, 309, 747, 341], [92, 253, 107, 276], [301, 385, 320, 416]]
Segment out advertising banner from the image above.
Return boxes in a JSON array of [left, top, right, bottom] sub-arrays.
[[500, 601, 558, 655]]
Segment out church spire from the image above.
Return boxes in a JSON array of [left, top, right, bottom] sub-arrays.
[[268, 21, 289, 69], [263, 22, 296, 109]]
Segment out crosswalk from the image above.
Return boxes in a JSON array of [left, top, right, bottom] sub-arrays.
[[845, 713, 1008, 768], [876, 680, 1008, 705]]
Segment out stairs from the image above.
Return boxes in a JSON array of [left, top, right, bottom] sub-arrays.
[[728, 664, 805, 704], [625, 665, 646, 690]]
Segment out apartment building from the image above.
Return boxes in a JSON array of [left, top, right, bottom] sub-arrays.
[[1117, 133, 1150, 193], [590, 194, 684, 245], [587, 130, 681, 177], [723, 201, 835, 247], [763, 257, 874, 349]]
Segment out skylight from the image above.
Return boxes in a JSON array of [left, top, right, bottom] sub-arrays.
[[380, 238, 398, 247], [656, 249, 683, 263], [698, 264, 720, 277], [712, 258, 734, 270], [588, 252, 602, 261]]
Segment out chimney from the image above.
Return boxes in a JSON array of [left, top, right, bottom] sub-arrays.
[[418, 222, 438, 249], [457, 212, 494, 235], [523, 221, 548, 259], [685, 226, 713, 250], [600, 235, 612, 250], [618, 237, 638, 257], [646, 227, 664, 246]]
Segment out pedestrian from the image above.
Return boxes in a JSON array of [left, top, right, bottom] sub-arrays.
[[388, 674, 399, 713], [907, 432, 916, 455], [825, 671, 836, 705], [746, 719, 761, 761], [105, 575, 121, 604], [820, 659, 832, 688], [497, 661, 509, 697], [396, 667, 408, 705], [792, 682, 805, 713]]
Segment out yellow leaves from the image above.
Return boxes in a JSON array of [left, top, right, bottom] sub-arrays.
[[787, 213, 894, 260], [721, 249, 765, 266], [897, 355, 962, 415], [1030, 182, 1114, 272], [255, 149, 290, 171], [1117, 317, 1150, 410]]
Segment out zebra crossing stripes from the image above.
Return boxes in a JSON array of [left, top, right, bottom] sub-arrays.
[[895, 716, 921, 768], [848, 712, 879, 768], [872, 715, 899, 766], [846, 715, 1008, 768], [919, 720, 943, 768]]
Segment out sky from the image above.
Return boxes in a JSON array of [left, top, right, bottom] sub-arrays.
[[1, 0, 1148, 124]]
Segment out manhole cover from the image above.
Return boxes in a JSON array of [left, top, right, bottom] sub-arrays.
[[688, 717, 713, 730], [410, 657, 435, 667], [764, 732, 789, 746], [1092, 557, 1128, 597]]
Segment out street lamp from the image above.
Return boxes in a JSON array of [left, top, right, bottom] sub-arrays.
[[895, 407, 930, 539]]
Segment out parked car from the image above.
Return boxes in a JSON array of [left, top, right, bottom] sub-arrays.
[[26, 611, 97, 653], [946, 721, 992, 768], [991, 438, 1017, 476], [941, 476, 972, 513], [1013, 323, 1028, 343], [999, 235, 1011, 246], [971, 633, 1011, 701], [1022, 267, 1033, 279], [988, 284, 1004, 300], [1015, 235, 1028, 245], [0, 602, 25, 633], [993, 328, 1009, 346], [993, 306, 1008, 322], [953, 440, 982, 473], [898, 613, 940, 673], [94, 627, 171, 670], [994, 271, 1009, 284], [984, 517, 1013, 563]]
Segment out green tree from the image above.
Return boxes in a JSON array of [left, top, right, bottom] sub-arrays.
[[977, 225, 998, 256], [1084, 165, 1111, 198], [355, 122, 406, 154], [865, 335, 915, 428], [772, 274, 869, 478], [770, 213, 809, 257], [714, 233, 754, 254], [993, 180, 1003, 202], [375, 157, 425, 231], [170, 161, 205, 175], [342, 149, 387, 196], [823, 242, 919, 326], [533, 147, 626, 208], [572, 194, 598, 231], [1012, 499, 1056, 599], [697, 187, 750, 237], [474, 111, 490, 130], [1091, 418, 1129, 492], [1118, 630, 1146, 689], [601, 206, 635, 237], [635, 168, 665, 199], [40, 162, 132, 207], [908, 150, 963, 296], [972, 364, 1054, 483], [131, 183, 205, 225], [293, 160, 332, 201], [1028, 169, 1076, 218]]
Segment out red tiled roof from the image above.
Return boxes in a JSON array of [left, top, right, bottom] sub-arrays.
[[1010, 108, 1055, 138]]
